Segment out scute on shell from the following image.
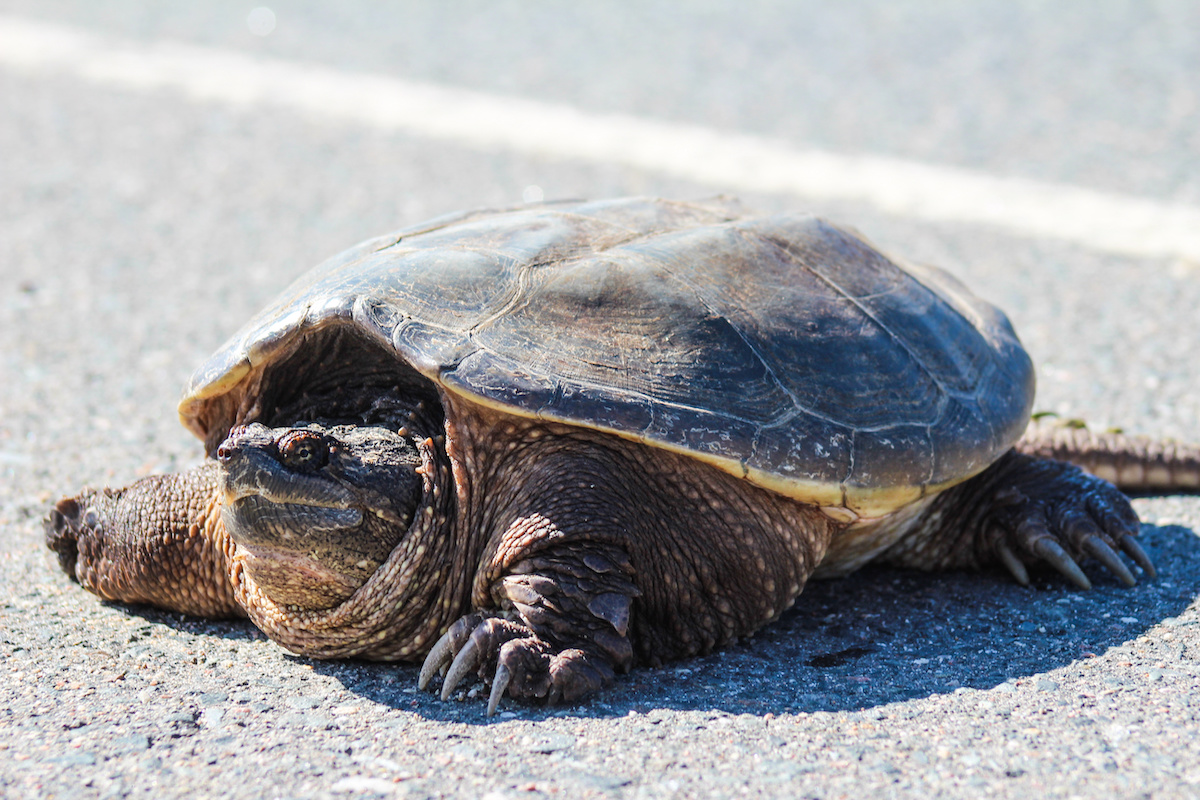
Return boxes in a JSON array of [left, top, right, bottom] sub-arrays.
[[179, 197, 1034, 517]]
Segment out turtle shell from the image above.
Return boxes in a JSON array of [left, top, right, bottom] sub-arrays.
[[179, 197, 1034, 518]]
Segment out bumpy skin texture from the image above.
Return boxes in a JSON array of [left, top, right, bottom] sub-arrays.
[[42, 201, 1189, 714], [218, 421, 424, 609], [418, 409, 1155, 711], [47, 462, 241, 619], [878, 451, 1151, 589], [415, 398, 833, 709], [1017, 416, 1200, 491], [46, 393, 835, 711], [45, 385, 1164, 715]]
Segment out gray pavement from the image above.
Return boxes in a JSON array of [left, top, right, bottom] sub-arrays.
[[2, 3, 1200, 798]]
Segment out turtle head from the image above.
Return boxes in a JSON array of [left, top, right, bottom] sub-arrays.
[[217, 422, 424, 609]]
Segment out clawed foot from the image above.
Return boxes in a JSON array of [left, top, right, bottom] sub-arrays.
[[986, 457, 1155, 589], [418, 611, 615, 715]]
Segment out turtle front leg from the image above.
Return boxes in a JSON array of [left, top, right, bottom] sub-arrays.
[[420, 403, 831, 714], [419, 539, 639, 716], [885, 450, 1153, 588], [45, 461, 242, 618]]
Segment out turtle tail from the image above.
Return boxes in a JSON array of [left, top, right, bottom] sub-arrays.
[[1016, 416, 1200, 492]]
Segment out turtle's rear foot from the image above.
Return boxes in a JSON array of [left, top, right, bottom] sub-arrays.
[[888, 450, 1155, 589], [975, 452, 1154, 588]]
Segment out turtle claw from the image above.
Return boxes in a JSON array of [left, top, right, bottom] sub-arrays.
[[488, 663, 512, 717], [441, 636, 481, 700], [995, 541, 1031, 586], [418, 629, 455, 690], [1083, 536, 1136, 587], [1032, 537, 1092, 590], [418, 610, 621, 715], [1120, 535, 1156, 579], [984, 453, 1153, 589], [418, 612, 542, 713], [974, 453, 1161, 592]]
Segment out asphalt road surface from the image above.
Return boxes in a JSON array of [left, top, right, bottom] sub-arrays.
[[3, 3, 1200, 798]]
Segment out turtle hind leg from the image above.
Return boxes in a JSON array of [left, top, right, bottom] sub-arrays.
[[45, 461, 243, 618], [884, 450, 1151, 589]]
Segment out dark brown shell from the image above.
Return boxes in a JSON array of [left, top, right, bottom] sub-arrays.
[[180, 197, 1034, 516]]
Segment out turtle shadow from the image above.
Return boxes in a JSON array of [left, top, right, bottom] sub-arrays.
[[312, 522, 1200, 723], [98, 604, 266, 642]]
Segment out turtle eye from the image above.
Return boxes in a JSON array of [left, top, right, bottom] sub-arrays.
[[279, 431, 329, 472]]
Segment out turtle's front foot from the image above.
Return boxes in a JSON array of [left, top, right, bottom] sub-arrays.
[[419, 539, 638, 714], [419, 611, 621, 716], [980, 452, 1154, 589]]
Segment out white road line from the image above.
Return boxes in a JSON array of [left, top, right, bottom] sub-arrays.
[[4, 14, 1199, 262]]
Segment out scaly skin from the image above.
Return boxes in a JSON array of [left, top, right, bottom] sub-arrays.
[[47, 394, 1175, 714], [419, 397, 833, 711], [876, 450, 1152, 589], [46, 462, 241, 618]]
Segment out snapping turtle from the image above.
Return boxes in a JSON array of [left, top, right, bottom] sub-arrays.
[[46, 197, 1193, 713]]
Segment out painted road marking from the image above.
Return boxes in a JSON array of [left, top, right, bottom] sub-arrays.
[[3, 14, 1199, 262]]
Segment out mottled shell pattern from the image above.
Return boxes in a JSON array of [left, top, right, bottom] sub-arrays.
[[179, 197, 1034, 518]]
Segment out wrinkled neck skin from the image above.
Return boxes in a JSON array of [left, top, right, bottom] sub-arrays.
[[230, 437, 467, 660], [219, 421, 425, 609], [216, 330, 479, 660], [227, 404, 472, 660]]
